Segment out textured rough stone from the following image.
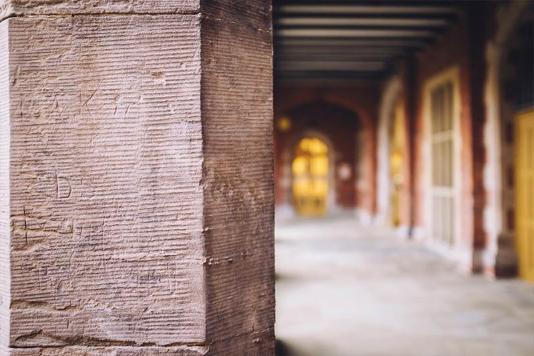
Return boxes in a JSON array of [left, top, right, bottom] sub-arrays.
[[0, 19, 10, 356], [11, 346, 208, 355], [8, 15, 205, 347], [0, 0, 199, 20], [1, 1, 274, 354], [201, 1, 275, 354]]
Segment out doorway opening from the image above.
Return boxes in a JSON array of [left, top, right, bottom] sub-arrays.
[[291, 137, 330, 217], [516, 109, 534, 281]]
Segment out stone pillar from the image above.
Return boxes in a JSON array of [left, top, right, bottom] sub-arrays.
[[0, 1, 274, 355]]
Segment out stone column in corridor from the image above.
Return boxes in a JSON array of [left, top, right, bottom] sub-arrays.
[[0, 1, 274, 354]]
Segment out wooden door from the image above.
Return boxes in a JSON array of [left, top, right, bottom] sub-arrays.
[[292, 137, 329, 216], [516, 109, 534, 282]]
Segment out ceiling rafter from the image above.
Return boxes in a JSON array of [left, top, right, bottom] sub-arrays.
[[275, 17, 450, 27], [274, 0, 461, 83]]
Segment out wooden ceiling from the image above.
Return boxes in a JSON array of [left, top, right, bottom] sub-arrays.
[[274, 0, 462, 85]]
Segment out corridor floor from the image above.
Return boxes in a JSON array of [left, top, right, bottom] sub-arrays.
[[275, 215, 534, 356]]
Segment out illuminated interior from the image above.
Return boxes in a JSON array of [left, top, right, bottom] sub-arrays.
[[292, 137, 329, 216]]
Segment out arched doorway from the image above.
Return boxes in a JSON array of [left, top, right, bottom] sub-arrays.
[[273, 100, 361, 217], [291, 136, 330, 216]]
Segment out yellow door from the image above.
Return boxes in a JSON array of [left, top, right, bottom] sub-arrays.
[[390, 99, 406, 227], [516, 109, 534, 282], [292, 137, 329, 216]]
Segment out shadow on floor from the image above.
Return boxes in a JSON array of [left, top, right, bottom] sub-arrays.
[[276, 339, 296, 356]]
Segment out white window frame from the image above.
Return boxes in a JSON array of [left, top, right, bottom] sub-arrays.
[[422, 66, 464, 259]]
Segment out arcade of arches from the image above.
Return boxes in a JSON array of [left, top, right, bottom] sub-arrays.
[[274, 1, 534, 281], [274, 2, 534, 352]]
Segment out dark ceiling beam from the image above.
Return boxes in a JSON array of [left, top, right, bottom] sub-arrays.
[[277, 13, 458, 21], [276, 38, 429, 48], [275, 71, 388, 81], [276, 49, 402, 58], [276, 50, 400, 57], [276, 61, 388, 71], [274, 26, 446, 36], [275, 78, 384, 87], [275, 17, 450, 27], [276, 54, 399, 61], [276, 75, 386, 82], [276, 44, 409, 51], [276, 28, 437, 38], [277, 4, 458, 15], [272, 0, 463, 83]]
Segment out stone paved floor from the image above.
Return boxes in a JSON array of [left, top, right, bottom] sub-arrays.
[[275, 215, 534, 356]]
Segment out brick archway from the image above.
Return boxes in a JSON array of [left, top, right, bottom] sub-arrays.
[[274, 86, 380, 222], [274, 99, 373, 219]]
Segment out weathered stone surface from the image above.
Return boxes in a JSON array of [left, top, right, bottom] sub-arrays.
[[201, 1, 275, 354], [0, 0, 199, 20], [207, 329, 274, 355], [0, 19, 10, 355], [1, 1, 274, 354], [8, 15, 205, 347], [11, 346, 207, 355]]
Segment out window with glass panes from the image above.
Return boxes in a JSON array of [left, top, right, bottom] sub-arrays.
[[430, 81, 455, 245]]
